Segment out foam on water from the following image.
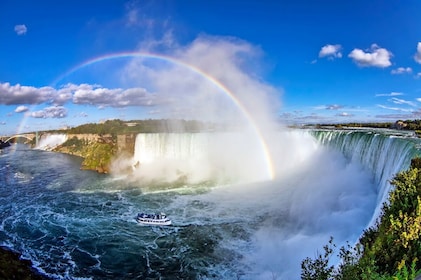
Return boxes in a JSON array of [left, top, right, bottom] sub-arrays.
[[0, 130, 418, 279]]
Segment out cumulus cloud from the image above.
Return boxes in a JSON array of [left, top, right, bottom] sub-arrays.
[[15, 105, 29, 113], [319, 44, 342, 59], [71, 84, 154, 107], [391, 67, 412, 74], [414, 42, 421, 64], [30, 106, 68, 118], [0, 82, 155, 108], [14, 24, 27, 35], [348, 44, 392, 68], [0, 83, 56, 105]]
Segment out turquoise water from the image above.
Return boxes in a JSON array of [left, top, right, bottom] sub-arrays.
[[0, 129, 418, 279]]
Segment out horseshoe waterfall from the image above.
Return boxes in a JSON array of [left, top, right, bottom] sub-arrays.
[[0, 129, 419, 280]]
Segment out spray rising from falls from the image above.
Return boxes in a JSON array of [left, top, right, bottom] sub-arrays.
[[129, 132, 270, 184], [7, 128, 418, 279], [311, 129, 421, 226], [35, 134, 67, 151]]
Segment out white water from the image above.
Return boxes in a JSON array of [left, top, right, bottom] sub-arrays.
[[35, 134, 67, 151], [130, 132, 270, 184], [108, 129, 384, 279], [311, 129, 420, 226], [7, 129, 417, 279]]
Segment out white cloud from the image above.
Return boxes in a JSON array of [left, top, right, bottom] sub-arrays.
[[377, 104, 412, 112], [71, 84, 154, 107], [391, 67, 412, 74], [0, 82, 155, 108], [348, 44, 392, 68], [14, 24, 27, 35], [0, 83, 56, 105], [325, 104, 343, 110], [414, 42, 421, 64], [337, 112, 353, 117], [15, 105, 29, 113], [375, 92, 403, 97], [319, 44, 342, 59], [30, 106, 67, 118], [389, 97, 416, 107]]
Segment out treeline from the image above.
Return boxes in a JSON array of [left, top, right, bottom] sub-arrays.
[[332, 122, 392, 129], [56, 119, 216, 135], [301, 158, 421, 279], [324, 119, 421, 131], [395, 120, 421, 135]]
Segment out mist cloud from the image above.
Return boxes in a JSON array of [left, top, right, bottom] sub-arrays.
[[122, 34, 281, 127]]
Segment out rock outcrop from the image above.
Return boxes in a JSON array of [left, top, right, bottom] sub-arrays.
[[53, 134, 137, 173]]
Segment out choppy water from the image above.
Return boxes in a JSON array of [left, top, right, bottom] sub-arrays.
[[1, 130, 409, 279]]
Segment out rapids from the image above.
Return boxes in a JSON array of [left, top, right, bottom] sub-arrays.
[[0, 129, 419, 279]]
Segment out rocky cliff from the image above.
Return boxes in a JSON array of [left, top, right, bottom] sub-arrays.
[[53, 133, 136, 173]]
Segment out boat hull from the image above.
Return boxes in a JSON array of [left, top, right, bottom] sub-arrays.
[[136, 213, 172, 226]]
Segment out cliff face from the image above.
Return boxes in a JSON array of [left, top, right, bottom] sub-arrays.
[[117, 134, 136, 156], [54, 134, 136, 173]]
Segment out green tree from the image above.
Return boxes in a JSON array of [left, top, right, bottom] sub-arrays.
[[301, 237, 336, 280], [301, 157, 421, 279]]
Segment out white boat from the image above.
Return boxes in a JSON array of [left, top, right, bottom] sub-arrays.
[[136, 212, 172, 226]]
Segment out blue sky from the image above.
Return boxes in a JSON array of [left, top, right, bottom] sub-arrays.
[[1, 0, 421, 135]]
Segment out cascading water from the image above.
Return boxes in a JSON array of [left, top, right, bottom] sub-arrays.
[[1, 128, 419, 280], [310, 129, 421, 226], [131, 132, 270, 184], [35, 134, 67, 151]]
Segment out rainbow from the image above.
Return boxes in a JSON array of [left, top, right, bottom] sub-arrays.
[[52, 51, 275, 180]]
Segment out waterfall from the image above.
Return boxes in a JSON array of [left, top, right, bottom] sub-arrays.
[[134, 133, 209, 164], [310, 129, 421, 226], [132, 132, 269, 183], [35, 134, 67, 151]]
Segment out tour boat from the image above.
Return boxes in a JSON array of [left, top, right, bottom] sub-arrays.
[[136, 212, 172, 226]]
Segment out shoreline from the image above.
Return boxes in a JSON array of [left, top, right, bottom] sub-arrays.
[[0, 246, 50, 280]]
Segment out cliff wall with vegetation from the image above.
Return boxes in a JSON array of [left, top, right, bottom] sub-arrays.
[[53, 133, 136, 173], [45, 119, 215, 173]]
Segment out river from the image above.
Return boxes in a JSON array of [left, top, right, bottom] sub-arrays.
[[0, 129, 418, 279]]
